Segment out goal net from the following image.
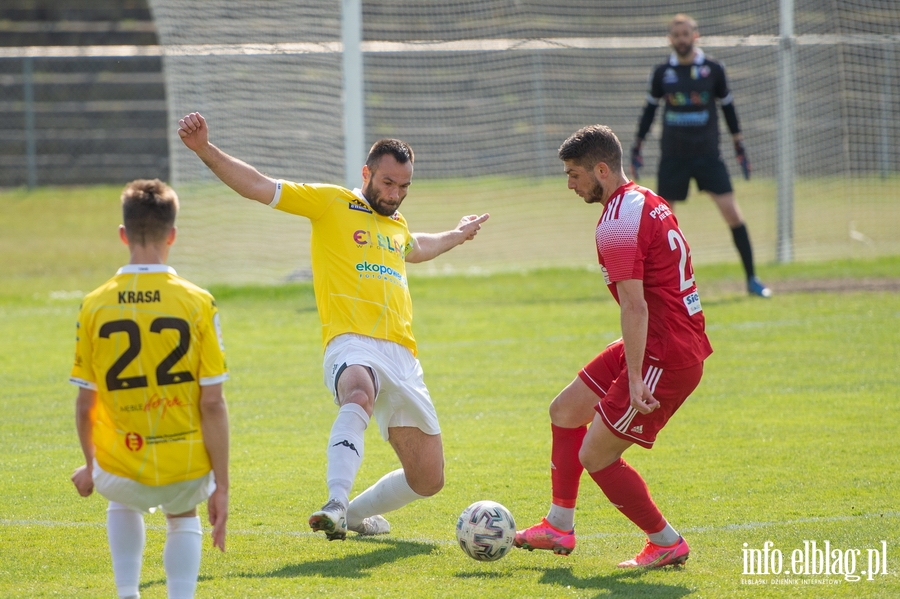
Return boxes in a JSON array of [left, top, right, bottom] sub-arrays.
[[148, 0, 900, 286]]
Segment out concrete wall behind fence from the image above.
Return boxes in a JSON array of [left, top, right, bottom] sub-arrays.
[[0, 0, 167, 188]]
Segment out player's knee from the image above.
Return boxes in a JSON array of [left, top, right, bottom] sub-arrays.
[[578, 446, 600, 472], [548, 395, 566, 423], [578, 446, 618, 473], [339, 389, 374, 415], [548, 394, 584, 428], [409, 476, 444, 497], [408, 468, 444, 497]]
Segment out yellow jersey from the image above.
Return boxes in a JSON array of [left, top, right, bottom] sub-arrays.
[[69, 265, 228, 486], [271, 181, 417, 354]]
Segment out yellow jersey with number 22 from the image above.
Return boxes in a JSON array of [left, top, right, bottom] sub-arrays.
[[69, 264, 228, 486]]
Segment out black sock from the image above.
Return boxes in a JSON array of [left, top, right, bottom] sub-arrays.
[[731, 223, 755, 279]]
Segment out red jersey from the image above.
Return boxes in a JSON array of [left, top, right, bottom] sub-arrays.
[[596, 181, 713, 369]]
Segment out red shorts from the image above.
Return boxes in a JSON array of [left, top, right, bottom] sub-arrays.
[[578, 339, 704, 449]]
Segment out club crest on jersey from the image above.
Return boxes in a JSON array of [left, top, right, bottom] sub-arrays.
[[348, 198, 373, 213], [124, 432, 144, 451], [690, 65, 711, 80], [663, 68, 678, 84]]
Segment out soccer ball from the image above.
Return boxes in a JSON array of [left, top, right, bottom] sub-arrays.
[[455, 500, 516, 562]]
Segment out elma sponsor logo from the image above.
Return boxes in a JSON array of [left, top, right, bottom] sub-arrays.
[[741, 540, 889, 585]]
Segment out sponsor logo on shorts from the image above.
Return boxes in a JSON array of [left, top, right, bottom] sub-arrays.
[[600, 265, 611, 286], [630, 425, 644, 434]]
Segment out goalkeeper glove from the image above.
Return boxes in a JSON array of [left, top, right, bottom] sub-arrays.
[[734, 139, 751, 180], [630, 141, 643, 181]]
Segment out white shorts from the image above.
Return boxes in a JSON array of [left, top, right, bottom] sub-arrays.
[[323, 333, 440, 441], [93, 460, 216, 515]]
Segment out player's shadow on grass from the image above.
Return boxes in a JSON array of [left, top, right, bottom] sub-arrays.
[[140, 574, 212, 592], [532, 566, 693, 599], [456, 571, 508, 580], [237, 537, 437, 580]]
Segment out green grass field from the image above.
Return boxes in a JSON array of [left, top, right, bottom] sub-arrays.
[[0, 185, 898, 598]]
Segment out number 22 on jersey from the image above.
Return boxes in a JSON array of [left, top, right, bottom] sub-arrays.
[[99, 317, 195, 391], [668, 228, 703, 316]]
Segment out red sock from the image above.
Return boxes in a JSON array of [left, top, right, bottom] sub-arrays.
[[589, 458, 666, 534], [550, 424, 587, 509]]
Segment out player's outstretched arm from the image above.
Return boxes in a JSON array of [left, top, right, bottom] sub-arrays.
[[406, 213, 490, 264], [199, 383, 229, 552], [177, 112, 277, 205]]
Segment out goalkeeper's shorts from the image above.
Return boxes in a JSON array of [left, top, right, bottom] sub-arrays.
[[657, 154, 733, 201]]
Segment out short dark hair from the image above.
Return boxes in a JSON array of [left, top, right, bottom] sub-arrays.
[[366, 138, 414, 172], [558, 124, 623, 172], [121, 179, 178, 245]]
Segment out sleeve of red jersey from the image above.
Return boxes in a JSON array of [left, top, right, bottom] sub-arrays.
[[597, 198, 645, 283]]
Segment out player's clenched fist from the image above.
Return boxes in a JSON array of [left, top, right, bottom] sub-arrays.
[[71, 464, 94, 497], [177, 112, 209, 151]]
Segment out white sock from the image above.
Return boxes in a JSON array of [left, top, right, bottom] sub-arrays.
[[164, 516, 202, 599], [647, 522, 681, 547], [546, 505, 576, 532], [346, 469, 426, 527], [326, 403, 369, 506], [107, 502, 145, 599]]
